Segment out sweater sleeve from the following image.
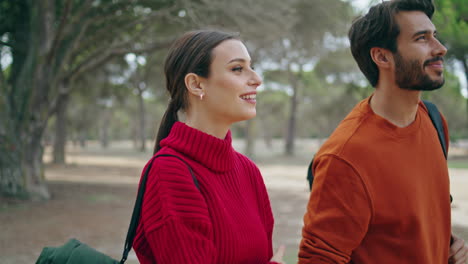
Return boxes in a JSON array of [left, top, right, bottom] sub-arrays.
[[298, 154, 372, 264], [257, 171, 275, 262], [260, 175, 275, 261], [141, 157, 217, 264], [239, 156, 277, 264]]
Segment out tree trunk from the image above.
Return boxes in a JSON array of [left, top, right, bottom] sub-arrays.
[[0, 137, 25, 198], [285, 65, 301, 156], [244, 119, 256, 158], [0, 122, 50, 200], [285, 85, 298, 155], [22, 128, 50, 200], [137, 89, 147, 152], [53, 92, 70, 164], [261, 120, 273, 149], [132, 123, 139, 150], [0, 0, 54, 199], [100, 107, 111, 149], [78, 131, 87, 148]]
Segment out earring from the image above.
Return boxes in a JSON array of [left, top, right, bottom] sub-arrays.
[[199, 93, 204, 100]]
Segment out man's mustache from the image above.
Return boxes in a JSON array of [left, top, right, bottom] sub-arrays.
[[424, 57, 444, 67]]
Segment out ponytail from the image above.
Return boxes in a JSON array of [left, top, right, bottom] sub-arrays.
[[153, 101, 180, 154]]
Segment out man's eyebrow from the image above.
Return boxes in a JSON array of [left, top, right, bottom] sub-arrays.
[[412, 29, 435, 38]]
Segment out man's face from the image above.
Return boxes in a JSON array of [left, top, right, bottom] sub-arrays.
[[392, 11, 447, 91]]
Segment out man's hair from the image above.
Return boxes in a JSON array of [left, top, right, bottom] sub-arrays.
[[348, 0, 435, 87]]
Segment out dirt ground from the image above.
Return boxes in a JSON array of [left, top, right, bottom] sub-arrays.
[[1, 140, 467, 264]]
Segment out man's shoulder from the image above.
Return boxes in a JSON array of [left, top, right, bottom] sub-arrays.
[[316, 101, 372, 158]]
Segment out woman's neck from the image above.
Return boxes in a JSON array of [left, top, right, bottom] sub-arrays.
[[184, 114, 230, 139]]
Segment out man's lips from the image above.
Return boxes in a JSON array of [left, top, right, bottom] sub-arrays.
[[424, 57, 444, 68], [427, 62, 443, 68]]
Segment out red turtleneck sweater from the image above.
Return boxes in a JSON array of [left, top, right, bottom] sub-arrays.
[[133, 122, 277, 264]]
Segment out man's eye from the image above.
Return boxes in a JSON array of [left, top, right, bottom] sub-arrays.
[[416, 36, 426, 41]]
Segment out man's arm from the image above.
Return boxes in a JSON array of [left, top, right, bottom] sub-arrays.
[[298, 154, 372, 264]]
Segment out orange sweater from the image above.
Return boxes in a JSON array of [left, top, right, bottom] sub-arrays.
[[299, 98, 451, 264]]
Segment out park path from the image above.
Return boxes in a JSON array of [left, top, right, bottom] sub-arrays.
[[1, 142, 467, 264]]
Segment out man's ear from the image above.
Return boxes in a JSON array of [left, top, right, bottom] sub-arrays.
[[184, 73, 204, 97], [370, 47, 392, 69]]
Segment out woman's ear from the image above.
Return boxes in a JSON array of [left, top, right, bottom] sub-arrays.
[[185, 73, 204, 98], [370, 47, 392, 69]]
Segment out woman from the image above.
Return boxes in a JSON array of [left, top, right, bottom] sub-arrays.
[[133, 30, 285, 264]]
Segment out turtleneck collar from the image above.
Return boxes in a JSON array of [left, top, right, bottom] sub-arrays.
[[160, 122, 235, 172]]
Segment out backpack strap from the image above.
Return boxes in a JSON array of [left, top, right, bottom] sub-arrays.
[[423, 100, 447, 159], [120, 154, 198, 263], [422, 100, 452, 204], [422, 100, 454, 245], [307, 156, 314, 191]]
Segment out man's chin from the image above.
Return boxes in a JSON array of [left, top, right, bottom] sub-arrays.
[[422, 79, 445, 91], [400, 80, 444, 91]]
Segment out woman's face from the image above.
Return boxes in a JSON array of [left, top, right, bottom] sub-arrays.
[[200, 39, 262, 124]]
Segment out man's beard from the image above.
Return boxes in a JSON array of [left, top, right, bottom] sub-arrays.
[[393, 52, 445, 91]]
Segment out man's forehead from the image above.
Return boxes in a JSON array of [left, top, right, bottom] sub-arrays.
[[395, 11, 436, 36]]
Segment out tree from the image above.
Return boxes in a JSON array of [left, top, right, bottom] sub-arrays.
[[0, 0, 297, 199], [0, 0, 179, 199], [433, 0, 468, 122], [257, 0, 354, 155], [256, 88, 290, 147]]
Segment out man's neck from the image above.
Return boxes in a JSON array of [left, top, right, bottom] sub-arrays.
[[370, 83, 421, 128]]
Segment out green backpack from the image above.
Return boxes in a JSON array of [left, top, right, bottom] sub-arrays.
[[36, 154, 198, 264]]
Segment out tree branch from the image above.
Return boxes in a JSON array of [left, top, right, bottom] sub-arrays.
[[48, 38, 173, 117], [0, 40, 12, 47], [70, 0, 94, 20], [74, 5, 179, 54], [50, 16, 94, 90], [0, 59, 7, 94], [70, 38, 173, 80], [46, 0, 74, 64]]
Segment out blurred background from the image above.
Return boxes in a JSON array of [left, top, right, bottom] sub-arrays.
[[1, 0, 467, 263]]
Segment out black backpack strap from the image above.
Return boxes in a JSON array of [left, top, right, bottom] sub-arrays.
[[422, 100, 452, 205], [307, 156, 314, 191], [120, 154, 198, 263], [423, 100, 447, 159]]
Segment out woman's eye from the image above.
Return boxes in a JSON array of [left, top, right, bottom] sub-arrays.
[[232, 66, 243, 72]]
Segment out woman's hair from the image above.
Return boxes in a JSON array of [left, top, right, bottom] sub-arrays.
[[153, 30, 239, 154]]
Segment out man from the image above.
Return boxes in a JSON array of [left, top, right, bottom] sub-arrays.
[[298, 0, 468, 263]]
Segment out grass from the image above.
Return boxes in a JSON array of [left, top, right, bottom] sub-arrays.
[[284, 251, 298, 264], [448, 159, 468, 169]]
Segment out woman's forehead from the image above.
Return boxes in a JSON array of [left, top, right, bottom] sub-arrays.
[[212, 39, 251, 64]]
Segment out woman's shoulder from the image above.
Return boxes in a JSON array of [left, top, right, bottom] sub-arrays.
[[232, 149, 254, 163], [139, 149, 210, 232], [143, 148, 198, 189], [233, 151, 261, 171]]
